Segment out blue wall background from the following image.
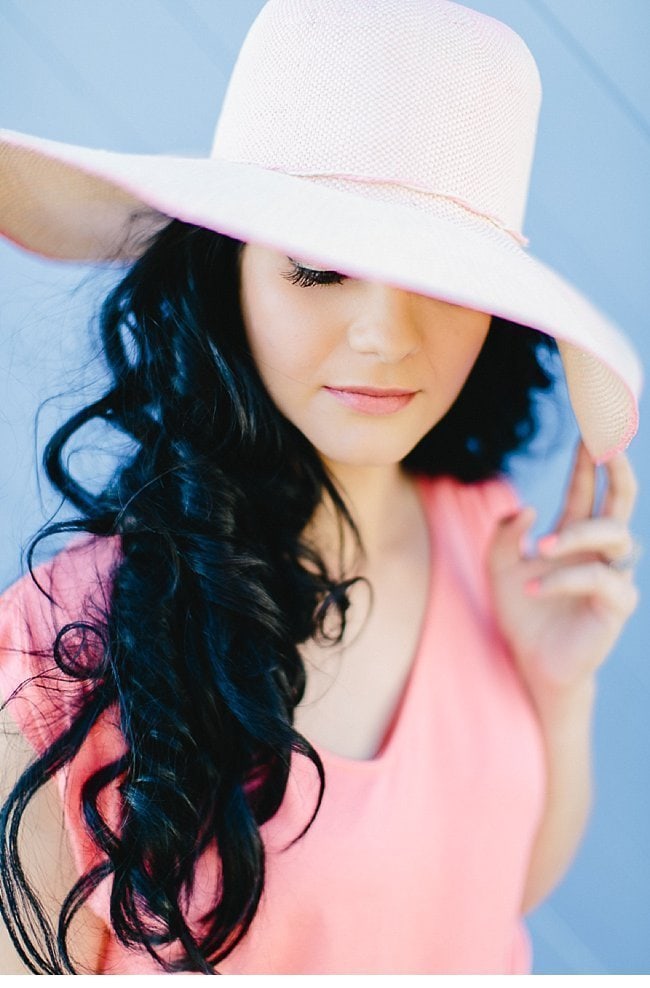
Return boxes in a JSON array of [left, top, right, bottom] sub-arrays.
[[0, 0, 648, 974]]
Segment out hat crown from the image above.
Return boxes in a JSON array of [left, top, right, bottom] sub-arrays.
[[212, 0, 542, 236]]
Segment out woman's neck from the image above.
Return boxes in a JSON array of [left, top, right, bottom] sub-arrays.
[[306, 461, 421, 572]]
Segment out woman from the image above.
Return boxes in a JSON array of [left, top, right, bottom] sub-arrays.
[[0, 0, 642, 975]]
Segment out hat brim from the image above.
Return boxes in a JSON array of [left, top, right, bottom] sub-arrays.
[[0, 128, 642, 463]]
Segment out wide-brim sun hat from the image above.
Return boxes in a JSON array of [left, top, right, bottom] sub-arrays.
[[0, 0, 642, 463]]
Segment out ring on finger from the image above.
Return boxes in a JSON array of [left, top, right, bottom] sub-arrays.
[[607, 541, 643, 572]]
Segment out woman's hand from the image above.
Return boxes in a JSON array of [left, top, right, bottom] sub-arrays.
[[488, 440, 640, 709]]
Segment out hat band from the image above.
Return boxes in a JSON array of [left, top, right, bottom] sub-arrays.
[[255, 165, 529, 247]]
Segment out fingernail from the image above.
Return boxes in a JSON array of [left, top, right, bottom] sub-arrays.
[[537, 534, 559, 555], [525, 579, 541, 597]]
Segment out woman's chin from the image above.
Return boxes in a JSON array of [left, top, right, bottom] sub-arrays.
[[316, 439, 423, 471]]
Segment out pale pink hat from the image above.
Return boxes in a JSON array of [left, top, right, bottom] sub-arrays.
[[0, 0, 642, 462]]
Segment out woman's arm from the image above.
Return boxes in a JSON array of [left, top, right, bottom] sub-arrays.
[[519, 678, 595, 913], [488, 442, 639, 914], [0, 709, 111, 974]]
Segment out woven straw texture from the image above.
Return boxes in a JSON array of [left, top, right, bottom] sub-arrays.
[[213, 0, 541, 237]]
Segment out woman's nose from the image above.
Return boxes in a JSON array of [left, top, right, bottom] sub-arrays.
[[346, 284, 421, 363]]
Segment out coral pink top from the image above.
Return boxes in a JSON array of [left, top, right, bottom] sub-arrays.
[[0, 475, 545, 974]]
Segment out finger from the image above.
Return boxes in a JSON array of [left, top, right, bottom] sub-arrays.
[[526, 562, 640, 615], [600, 452, 638, 524], [556, 441, 597, 530], [489, 507, 536, 573], [537, 518, 634, 563]]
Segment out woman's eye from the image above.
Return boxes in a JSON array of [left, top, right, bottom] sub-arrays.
[[283, 260, 346, 288]]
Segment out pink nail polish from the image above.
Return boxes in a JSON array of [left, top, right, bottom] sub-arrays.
[[525, 579, 541, 597], [537, 534, 558, 554]]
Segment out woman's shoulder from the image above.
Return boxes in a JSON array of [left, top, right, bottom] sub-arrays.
[[0, 533, 122, 753], [417, 471, 520, 528], [0, 532, 122, 629], [416, 473, 522, 611]]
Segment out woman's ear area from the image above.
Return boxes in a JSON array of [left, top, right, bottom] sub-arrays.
[[237, 241, 266, 283]]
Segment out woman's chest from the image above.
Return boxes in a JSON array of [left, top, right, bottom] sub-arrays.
[[293, 542, 430, 761]]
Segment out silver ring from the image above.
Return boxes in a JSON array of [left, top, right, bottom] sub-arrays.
[[607, 543, 643, 572]]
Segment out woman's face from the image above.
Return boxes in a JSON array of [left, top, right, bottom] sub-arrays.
[[239, 244, 491, 468]]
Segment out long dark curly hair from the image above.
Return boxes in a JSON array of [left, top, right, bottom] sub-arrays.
[[0, 219, 557, 973]]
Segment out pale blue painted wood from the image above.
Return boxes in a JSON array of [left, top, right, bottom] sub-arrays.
[[1, 0, 648, 974], [537, 0, 650, 131]]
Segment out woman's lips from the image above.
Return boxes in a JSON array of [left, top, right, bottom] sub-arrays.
[[324, 386, 417, 415]]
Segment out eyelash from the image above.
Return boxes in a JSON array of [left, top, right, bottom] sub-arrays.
[[283, 260, 346, 288]]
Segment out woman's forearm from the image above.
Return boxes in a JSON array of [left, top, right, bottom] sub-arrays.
[[521, 677, 596, 915]]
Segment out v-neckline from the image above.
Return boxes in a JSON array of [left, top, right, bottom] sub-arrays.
[[307, 473, 441, 772]]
